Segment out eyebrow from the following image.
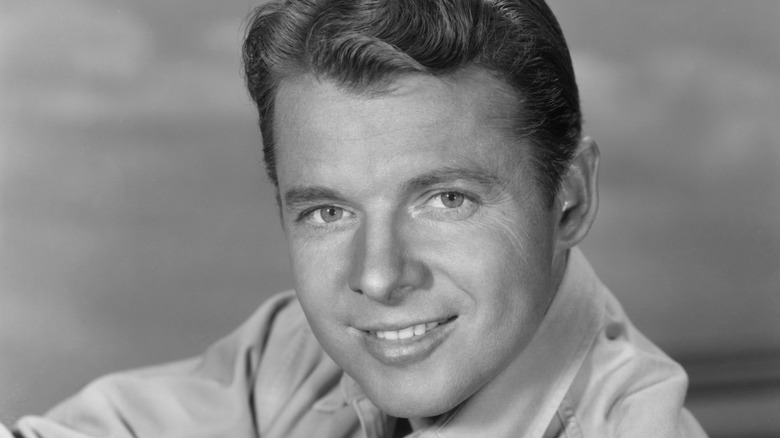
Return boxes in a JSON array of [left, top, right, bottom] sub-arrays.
[[282, 165, 504, 208], [402, 166, 503, 193], [283, 186, 349, 208]]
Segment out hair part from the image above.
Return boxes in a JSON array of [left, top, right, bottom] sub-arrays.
[[243, 0, 581, 205]]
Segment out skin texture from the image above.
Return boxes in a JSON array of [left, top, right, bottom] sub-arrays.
[[273, 69, 599, 424]]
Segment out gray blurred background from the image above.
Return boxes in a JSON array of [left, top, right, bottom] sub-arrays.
[[1, 1, 778, 436]]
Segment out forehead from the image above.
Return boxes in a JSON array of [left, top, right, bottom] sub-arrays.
[[272, 69, 528, 190], [276, 68, 519, 136]]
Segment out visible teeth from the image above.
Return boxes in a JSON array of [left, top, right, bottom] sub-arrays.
[[398, 327, 414, 340], [376, 321, 442, 340]]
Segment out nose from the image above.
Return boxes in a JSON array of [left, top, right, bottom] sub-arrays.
[[348, 216, 427, 303]]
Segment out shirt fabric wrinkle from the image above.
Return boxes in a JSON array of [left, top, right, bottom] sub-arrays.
[[6, 247, 708, 438]]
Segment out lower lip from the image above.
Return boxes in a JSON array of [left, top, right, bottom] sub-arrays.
[[359, 319, 456, 367]]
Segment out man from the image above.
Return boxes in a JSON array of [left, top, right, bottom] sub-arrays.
[[4, 0, 708, 436]]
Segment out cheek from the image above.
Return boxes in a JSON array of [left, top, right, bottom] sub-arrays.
[[483, 207, 556, 284], [287, 233, 355, 322], [431, 212, 555, 327], [289, 237, 356, 354], [434, 210, 550, 285], [289, 232, 349, 282]]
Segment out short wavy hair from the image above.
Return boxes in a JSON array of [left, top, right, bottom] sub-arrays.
[[243, 0, 581, 204]]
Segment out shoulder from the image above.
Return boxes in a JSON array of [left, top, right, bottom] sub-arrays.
[[13, 291, 342, 437], [123, 290, 313, 382], [199, 289, 334, 395], [14, 291, 335, 438], [559, 286, 708, 437]]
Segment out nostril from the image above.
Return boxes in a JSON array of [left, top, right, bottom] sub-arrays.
[[605, 322, 623, 341]]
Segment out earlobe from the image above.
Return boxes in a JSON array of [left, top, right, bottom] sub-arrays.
[[555, 136, 600, 249]]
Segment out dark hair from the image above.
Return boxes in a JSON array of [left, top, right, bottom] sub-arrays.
[[242, 0, 581, 204]]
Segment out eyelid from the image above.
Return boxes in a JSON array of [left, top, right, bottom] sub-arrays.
[[424, 189, 478, 207], [296, 204, 355, 225], [411, 190, 481, 222]]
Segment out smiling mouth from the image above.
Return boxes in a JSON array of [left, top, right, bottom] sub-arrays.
[[368, 317, 457, 340]]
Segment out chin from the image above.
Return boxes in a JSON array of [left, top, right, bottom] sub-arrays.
[[366, 386, 465, 420], [376, 400, 455, 420]]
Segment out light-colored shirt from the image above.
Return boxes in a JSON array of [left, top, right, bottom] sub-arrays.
[[5, 248, 708, 437]]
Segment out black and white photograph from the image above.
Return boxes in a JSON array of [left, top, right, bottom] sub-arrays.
[[1, 1, 778, 437]]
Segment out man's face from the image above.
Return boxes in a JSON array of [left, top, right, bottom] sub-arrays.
[[274, 70, 564, 419]]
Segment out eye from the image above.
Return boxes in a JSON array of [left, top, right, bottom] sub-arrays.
[[421, 190, 479, 220], [311, 206, 344, 223], [439, 191, 465, 208]]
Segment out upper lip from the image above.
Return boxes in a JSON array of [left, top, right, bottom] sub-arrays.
[[357, 316, 456, 332]]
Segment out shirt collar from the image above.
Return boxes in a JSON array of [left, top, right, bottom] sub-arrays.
[[315, 247, 606, 438]]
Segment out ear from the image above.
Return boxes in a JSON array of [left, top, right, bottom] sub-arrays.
[[554, 136, 600, 249]]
